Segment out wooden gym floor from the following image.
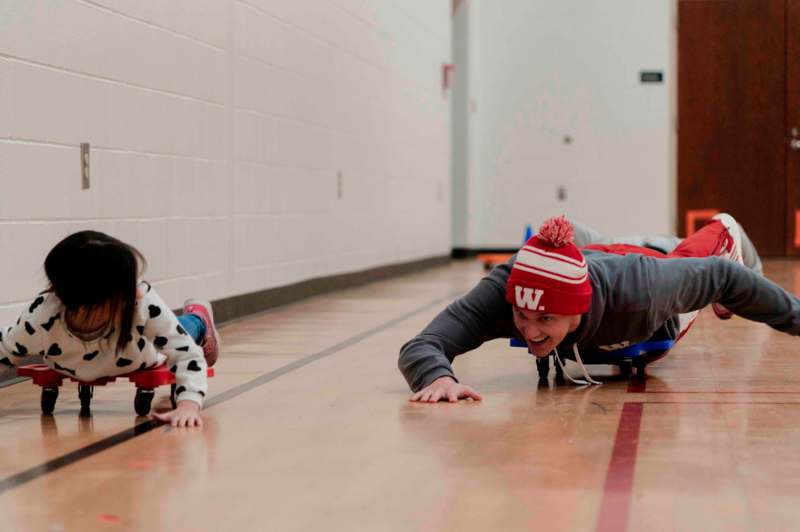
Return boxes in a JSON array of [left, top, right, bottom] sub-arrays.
[[0, 259, 799, 531]]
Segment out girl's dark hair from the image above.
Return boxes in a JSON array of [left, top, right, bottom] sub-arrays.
[[44, 231, 146, 353]]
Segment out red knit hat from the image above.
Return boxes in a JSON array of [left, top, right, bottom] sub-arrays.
[[505, 216, 592, 314]]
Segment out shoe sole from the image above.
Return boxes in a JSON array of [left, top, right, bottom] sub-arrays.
[[710, 213, 742, 320]]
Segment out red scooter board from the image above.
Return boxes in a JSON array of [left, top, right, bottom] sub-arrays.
[[17, 364, 215, 416]]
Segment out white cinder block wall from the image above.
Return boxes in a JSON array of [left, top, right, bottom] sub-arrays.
[[453, 0, 673, 249], [0, 0, 451, 323]]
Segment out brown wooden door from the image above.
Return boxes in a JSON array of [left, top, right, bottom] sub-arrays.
[[678, 0, 787, 256], [787, 0, 800, 255]]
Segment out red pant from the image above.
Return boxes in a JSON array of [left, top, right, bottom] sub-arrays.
[[582, 219, 728, 260]]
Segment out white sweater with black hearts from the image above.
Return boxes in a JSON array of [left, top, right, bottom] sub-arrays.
[[0, 283, 207, 406]]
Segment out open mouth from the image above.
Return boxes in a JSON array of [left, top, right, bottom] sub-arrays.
[[529, 336, 549, 346]]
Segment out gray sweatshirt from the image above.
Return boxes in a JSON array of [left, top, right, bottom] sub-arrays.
[[398, 252, 800, 392]]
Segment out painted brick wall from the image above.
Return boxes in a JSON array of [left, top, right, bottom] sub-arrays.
[[0, 0, 451, 322]]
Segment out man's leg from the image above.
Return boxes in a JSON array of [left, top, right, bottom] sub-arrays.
[[572, 218, 762, 274], [666, 214, 740, 260], [582, 214, 742, 262], [572, 221, 681, 254], [581, 242, 667, 258], [585, 215, 742, 263]]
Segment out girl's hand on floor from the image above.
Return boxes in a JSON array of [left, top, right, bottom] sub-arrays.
[[409, 376, 483, 403], [151, 400, 203, 427]]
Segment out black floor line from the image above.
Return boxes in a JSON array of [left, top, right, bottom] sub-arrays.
[[0, 356, 44, 389], [0, 291, 458, 495], [0, 376, 29, 389]]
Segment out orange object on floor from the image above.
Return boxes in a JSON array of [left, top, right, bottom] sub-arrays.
[[477, 253, 513, 271], [685, 208, 720, 236]]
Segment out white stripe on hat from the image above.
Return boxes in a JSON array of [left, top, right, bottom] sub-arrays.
[[513, 262, 589, 284], [514, 247, 588, 283], [520, 245, 586, 268]]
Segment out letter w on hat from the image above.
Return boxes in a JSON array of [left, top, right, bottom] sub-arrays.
[[515, 287, 545, 311]]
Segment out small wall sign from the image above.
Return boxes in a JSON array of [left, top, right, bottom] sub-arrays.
[[640, 71, 664, 83]]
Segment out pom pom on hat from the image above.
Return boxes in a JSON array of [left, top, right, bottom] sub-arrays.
[[537, 216, 574, 247]]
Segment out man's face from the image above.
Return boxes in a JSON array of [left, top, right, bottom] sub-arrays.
[[512, 307, 581, 358]]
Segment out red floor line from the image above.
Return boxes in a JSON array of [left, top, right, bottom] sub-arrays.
[[595, 400, 799, 532], [634, 390, 800, 394], [595, 402, 643, 532], [637, 401, 800, 405], [626, 378, 646, 393]]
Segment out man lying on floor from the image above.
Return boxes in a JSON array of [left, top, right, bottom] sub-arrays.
[[397, 214, 794, 402]]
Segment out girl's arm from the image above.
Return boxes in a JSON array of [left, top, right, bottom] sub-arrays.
[[0, 294, 49, 369], [139, 288, 208, 426]]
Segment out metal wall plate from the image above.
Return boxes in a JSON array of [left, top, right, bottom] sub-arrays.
[[80, 143, 90, 190]]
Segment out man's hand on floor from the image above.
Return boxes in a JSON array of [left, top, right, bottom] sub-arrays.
[[409, 376, 483, 403]]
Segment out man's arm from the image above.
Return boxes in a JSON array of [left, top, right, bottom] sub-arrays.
[[642, 256, 799, 333], [398, 268, 512, 392]]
